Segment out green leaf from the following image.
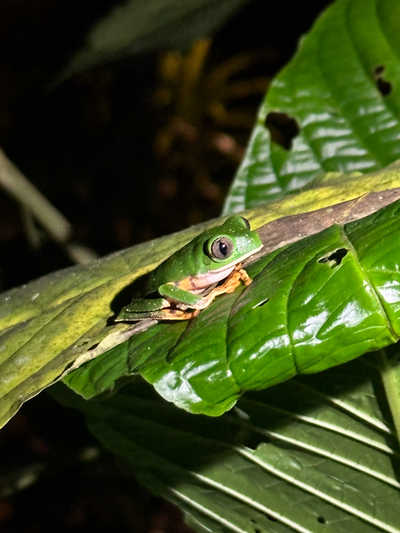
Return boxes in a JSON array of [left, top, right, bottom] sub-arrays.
[[223, 0, 400, 214], [58, 0, 249, 81], [2, 164, 400, 430], [50, 0, 400, 530], [53, 353, 400, 532], [64, 199, 400, 418], [0, 220, 215, 429], [3, 0, 400, 529], [379, 347, 400, 440]]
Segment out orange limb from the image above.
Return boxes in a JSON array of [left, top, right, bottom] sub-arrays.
[[190, 265, 253, 310], [156, 265, 253, 319], [237, 266, 252, 286]]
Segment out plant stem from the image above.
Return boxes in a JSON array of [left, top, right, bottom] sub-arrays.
[[0, 147, 96, 264], [0, 147, 71, 241]]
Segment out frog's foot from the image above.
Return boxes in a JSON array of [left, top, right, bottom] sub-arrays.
[[237, 266, 252, 286], [116, 301, 199, 322], [124, 308, 200, 320]]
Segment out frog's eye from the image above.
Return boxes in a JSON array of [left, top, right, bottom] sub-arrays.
[[210, 237, 234, 260], [240, 216, 251, 230]]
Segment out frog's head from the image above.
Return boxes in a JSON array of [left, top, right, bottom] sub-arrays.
[[203, 215, 263, 270], [143, 215, 263, 291]]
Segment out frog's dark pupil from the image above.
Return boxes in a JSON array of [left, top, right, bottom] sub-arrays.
[[220, 241, 228, 255]]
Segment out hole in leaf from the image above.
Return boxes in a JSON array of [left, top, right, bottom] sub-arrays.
[[317, 516, 326, 524], [318, 248, 348, 267], [377, 77, 392, 96], [253, 297, 270, 309], [265, 111, 299, 149], [373, 65, 392, 96]]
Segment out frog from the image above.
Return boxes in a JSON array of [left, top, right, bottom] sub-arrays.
[[115, 215, 263, 321]]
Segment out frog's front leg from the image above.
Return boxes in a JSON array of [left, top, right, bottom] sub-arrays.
[[158, 282, 202, 306]]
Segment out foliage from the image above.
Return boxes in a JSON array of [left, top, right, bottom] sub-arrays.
[[224, 0, 400, 212], [58, 0, 250, 81], [2, 0, 400, 531], [65, 200, 400, 420]]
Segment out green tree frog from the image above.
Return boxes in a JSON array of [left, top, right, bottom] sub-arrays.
[[116, 215, 263, 321]]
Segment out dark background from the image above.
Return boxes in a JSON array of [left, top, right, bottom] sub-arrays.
[[0, 1, 332, 531]]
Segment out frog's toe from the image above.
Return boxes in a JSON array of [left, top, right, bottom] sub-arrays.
[[115, 306, 198, 322]]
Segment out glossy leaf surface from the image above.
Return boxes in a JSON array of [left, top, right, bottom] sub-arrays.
[[223, 0, 400, 213], [65, 199, 400, 416], [55, 1, 400, 531], [3, 0, 400, 530], [2, 165, 399, 430]]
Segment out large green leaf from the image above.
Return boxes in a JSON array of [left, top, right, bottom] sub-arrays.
[[3, 0, 400, 530], [0, 221, 210, 430], [54, 352, 400, 532], [55, 0, 400, 530], [63, 198, 400, 417], [2, 165, 400, 430], [223, 0, 400, 213], [58, 0, 249, 81]]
